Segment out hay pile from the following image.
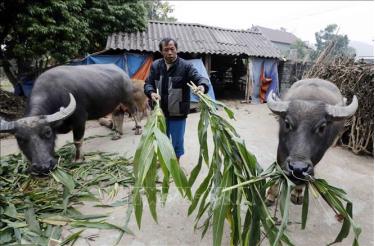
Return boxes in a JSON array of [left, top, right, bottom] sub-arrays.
[[304, 41, 374, 155]]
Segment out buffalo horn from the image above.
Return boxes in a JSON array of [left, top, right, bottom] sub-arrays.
[[266, 91, 290, 114], [45, 93, 76, 123], [326, 95, 358, 118], [0, 117, 15, 133]]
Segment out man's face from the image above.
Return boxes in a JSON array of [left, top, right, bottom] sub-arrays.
[[161, 41, 177, 64]]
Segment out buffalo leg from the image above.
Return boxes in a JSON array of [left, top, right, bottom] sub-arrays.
[[98, 114, 113, 129], [73, 123, 86, 161], [132, 116, 141, 135], [290, 184, 305, 205], [266, 183, 280, 206], [126, 103, 142, 135], [112, 108, 124, 140], [267, 183, 305, 206]]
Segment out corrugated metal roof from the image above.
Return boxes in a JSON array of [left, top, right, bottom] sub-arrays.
[[250, 26, 298, 45], [106, 21, 282, 59]]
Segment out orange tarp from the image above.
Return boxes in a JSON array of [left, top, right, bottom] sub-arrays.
[[131, 56, 153, 81], [259, 62, 272, 104]]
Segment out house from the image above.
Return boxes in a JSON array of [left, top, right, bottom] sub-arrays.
[[89, 21, 284, 103], [249, 26, 305, 58]]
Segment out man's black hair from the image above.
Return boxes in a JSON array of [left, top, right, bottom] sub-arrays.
[[159, 38, 178, 52]]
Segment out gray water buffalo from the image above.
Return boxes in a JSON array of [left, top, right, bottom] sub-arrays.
[[0, 64, 139, 176], [266, 78, 358, 204]]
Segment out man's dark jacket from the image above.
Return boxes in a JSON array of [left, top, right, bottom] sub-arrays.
[[144, 57, 209, 119]]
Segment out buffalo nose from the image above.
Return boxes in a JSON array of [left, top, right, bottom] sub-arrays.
[[31, 159, 56, 175], [287, 160, 311, 177]]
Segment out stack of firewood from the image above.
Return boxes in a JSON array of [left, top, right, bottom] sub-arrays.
[[304, 43, 373, 155]]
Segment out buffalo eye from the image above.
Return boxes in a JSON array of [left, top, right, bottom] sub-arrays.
[[42, 127, 52, 139], [315, 122, 327, 135], [284, 119, 293, 131]]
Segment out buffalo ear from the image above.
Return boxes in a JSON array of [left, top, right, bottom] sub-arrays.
[[49, 120, 64, 129]]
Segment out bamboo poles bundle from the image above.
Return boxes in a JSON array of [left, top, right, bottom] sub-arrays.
[[303, 47, 373, 155]]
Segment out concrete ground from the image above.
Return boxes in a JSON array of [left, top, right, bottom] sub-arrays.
[[1, 102, 373, 245]]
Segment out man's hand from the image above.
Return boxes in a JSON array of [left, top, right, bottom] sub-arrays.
[[194, 85, 205, 94], [151, 92, 160, 102]]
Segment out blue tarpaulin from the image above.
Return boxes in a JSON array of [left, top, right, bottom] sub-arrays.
[[186, 59, 216, 102], [77, 54, 215, 102], [126, 54, 148, 78], [251, 58, 279, 104], [81, 54, 127, 72], [78, 53, 149, 78]]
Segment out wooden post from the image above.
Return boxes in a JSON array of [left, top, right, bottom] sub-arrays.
[[204, 54, 211, 74], [243, 58, 253, 103]]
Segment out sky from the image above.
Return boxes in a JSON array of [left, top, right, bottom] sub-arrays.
[[169, 1, 374, 46]]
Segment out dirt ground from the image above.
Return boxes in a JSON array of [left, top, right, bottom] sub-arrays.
[[0, 102, 373, 245]]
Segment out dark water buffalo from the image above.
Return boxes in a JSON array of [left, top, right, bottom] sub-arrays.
[[0, 64, 139, 176], [266, 78, 358, 204]]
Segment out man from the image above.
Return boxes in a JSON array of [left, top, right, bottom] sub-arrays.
[[144, 38, 209, 161]]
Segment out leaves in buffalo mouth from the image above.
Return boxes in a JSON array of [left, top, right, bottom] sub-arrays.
[[186, 82, 361, 246], [188, 82, 292, 246]]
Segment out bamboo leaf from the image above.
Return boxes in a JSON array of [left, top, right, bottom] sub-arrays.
[[188, 155, 203, 187], [301, 185, 309, 229], [274, 180, 293, 246], [241, 209, 252, 245], [188, 164, 213, 215], [154, 128, 191, 198], [71, 221, 133, 235], [328, 202, 352, 245], [14, 228, 22, 243], [311, 179, 361, 246], [51, 167, 75, 193], [212, 168, 232, 246], [0, 229, 13, 244], [4, 203, 17, 219], [133, 189, 143, 229], [40, 215, 72, 226], [144, 155, 158, 223], [249, 204, 261, 246], [60, 229, 84, 246], [1, 219, 27, 228], [25, 206, 41, 234], [134, 134, 155, 185], [158, 152, 170, 205]]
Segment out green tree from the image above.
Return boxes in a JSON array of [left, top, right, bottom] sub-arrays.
[[144, 0, 177, 22], [288, 39, 313, 61], [0, 0, 147, 90], [312, 24, 355, 60]]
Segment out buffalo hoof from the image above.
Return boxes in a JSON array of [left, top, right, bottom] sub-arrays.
[[291, 186, 304, 205], [74, 156, 85, 163], [265, 198, 275, 207], [291, 193, 304, 205], [134, 128, 142, 135], [111, 134, 122, 140], [98, 118, 113, 129], [132, 125, 142, 130]]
